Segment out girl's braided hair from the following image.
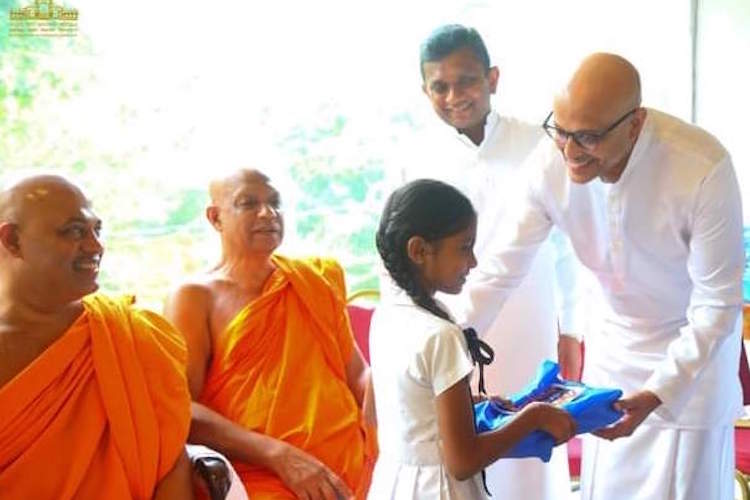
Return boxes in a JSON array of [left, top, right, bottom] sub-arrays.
[[376, 179, 476, 321]]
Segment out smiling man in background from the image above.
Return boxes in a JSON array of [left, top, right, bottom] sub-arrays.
[[402, 24, 583, 499]]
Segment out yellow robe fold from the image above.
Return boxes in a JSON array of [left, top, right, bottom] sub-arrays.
[[0, 294, 191, 499], [199, 255, 376, 498]]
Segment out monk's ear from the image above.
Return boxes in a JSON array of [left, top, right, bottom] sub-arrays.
[[406, 235, 429, 266], [206, 206, 222, 231], [0, 222, 21, 256]]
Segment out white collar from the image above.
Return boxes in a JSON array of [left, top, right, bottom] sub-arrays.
[[385, 287, 456, 321], [609, 108, 653, 189], [454, 109, 500, 150]]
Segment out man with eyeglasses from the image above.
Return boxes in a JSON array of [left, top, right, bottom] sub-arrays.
[[398, 24, 583, 499], [461, 53, 743, 499]]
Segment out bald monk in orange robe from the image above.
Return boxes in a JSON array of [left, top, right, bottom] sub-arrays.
[[0, 175, 194, 499], [165, 168, 377, 500]]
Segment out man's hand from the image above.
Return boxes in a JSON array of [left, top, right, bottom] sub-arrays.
[[268, 442, 354, 500], [558, 335, 582, 381], [594, 390, 661, 441]]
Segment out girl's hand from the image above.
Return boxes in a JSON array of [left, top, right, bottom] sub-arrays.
[[520, 402, 576, 444], [472, 393, 514, 410], [490, 396, 516, 410]]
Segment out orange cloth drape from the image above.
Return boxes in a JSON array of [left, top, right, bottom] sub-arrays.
[[199, 255, 376, 499], [0, 294, 191, 499]]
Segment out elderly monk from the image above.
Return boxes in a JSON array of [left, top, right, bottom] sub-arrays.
[[165, 168, 376, 500], [460, 53, 744, 500], [0, 175, 194, 499]]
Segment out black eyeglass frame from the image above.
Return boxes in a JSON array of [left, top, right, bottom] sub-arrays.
[[542, 108, 639, 150]]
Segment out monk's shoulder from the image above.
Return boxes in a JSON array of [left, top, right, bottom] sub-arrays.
[[132, 309, 187, 361], [167, 278, 215, 315], [169, 275, 256, 343], [86, 294, 189, 371], [296, 256, 347, 297]]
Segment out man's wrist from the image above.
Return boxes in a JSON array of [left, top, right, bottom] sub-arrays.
[[643, 390, 662, 409]]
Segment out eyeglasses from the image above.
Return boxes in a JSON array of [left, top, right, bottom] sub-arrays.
[[542, 108, 638, 150]]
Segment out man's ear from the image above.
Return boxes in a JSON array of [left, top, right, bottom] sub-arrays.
[[0, 222, 21, 256], [488, 66, 500, 94], [206, 206, 221, 231], [629, 107, 648, 141], [406, 235, 429, 265]]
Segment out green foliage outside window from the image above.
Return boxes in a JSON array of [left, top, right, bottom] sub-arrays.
[[0, 3, 396, 309]]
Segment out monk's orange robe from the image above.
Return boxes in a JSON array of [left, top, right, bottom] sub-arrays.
[[0, 295, 191, 499], [199, 255, 377, 499]]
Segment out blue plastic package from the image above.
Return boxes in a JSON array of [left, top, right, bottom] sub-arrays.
[[474, 360, 623, 462]]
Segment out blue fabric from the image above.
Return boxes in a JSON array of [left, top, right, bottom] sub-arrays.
[[474, 360, 623, 462]]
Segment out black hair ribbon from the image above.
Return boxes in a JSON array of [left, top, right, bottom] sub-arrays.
[[462, 326, 495, 496], [462, 327, 494, 395]]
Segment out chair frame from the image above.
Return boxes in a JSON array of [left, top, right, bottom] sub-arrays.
[[737, 469, 750, 500]]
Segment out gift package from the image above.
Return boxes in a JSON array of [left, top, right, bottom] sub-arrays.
[[474, 360, 623, 461]]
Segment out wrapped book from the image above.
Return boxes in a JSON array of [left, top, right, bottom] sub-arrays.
[[474, 360, 623, 462]]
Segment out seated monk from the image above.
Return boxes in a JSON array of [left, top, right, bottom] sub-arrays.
[[0, 174, 194, 499], [165, 168, 377, 499]]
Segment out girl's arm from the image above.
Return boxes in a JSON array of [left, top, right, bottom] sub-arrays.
[[435, 375, 575, 480]]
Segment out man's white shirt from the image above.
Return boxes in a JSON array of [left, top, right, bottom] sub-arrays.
[[463, 108, 744, 427]]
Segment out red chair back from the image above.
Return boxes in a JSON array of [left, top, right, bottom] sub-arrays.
[[347, 304, 374, 364]]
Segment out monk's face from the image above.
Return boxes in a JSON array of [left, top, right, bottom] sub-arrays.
[[220, 178, 284, 255], [14, 183, 103, 303], [550, 97, 641, 184], [422, 47, 498, 138]]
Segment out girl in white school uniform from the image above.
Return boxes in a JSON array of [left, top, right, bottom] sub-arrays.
[[368, 179, 575, 499]]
